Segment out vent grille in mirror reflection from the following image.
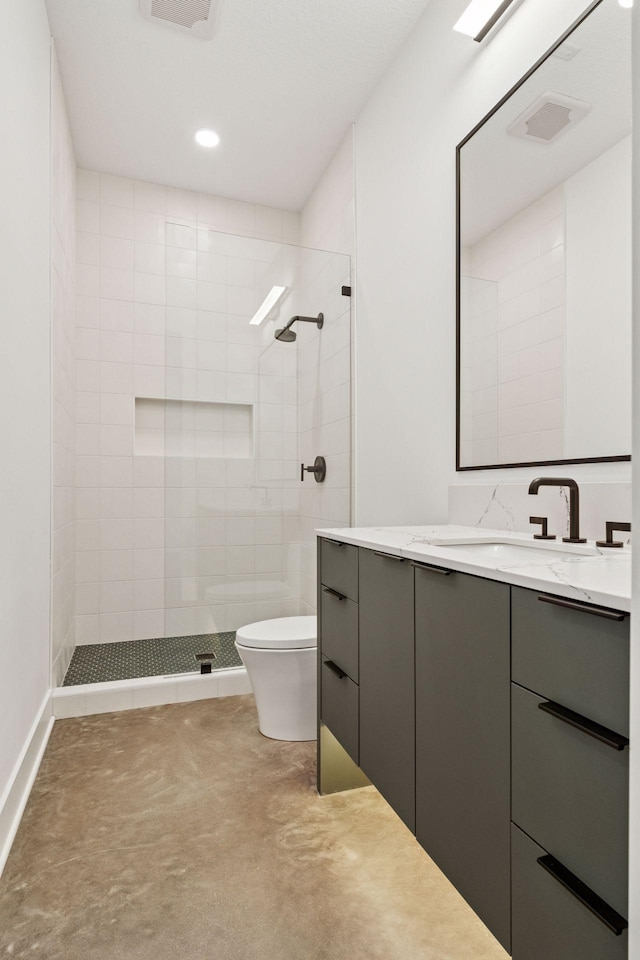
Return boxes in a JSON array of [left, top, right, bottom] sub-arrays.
[[507, 92, 591, 144]]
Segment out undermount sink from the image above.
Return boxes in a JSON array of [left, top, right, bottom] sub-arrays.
[[430, 539, 600, 566]]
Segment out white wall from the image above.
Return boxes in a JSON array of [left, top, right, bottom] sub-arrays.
[[565, 135, 632, 458], [0, 1, 53, 807], [51, 44, 77, 685], [300, 130, 355, 257], [354, 0, 630, 526]]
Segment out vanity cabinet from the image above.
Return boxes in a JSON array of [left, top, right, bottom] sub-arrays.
[[320, 657, 359, 763], [359, 549, 415, 831], [321, 585, 359, 682], [415, 565, 511, 952], [511, 825, 628, 960], [511, 586, 630, 736], [318, 539, 360, 764], [511, 589, 630, 959], [317, 538, 630, 959], [511, 683, 628, 919]]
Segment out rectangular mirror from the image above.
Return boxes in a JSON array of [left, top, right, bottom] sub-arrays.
[[457, 0, 631, 471]]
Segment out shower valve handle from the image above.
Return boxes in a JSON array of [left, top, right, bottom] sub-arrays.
[[301, 456, 326, 483]]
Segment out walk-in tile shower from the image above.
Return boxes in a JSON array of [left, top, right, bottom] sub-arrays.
[[65, 193, 352, 688]]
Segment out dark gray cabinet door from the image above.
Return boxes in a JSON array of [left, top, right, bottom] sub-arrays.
[[512, 586, 629, 736], [320, 587, 359, 681], [321, 658, 359, 763], [358, 549, 415, 831], [512, 824, 628, 960], [511, 682, 628, 917], [415, 567, 511, 952], [320, 538, 359, 601]]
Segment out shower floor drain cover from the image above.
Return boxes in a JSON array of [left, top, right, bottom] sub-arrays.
[[195, 652, 217, 661]]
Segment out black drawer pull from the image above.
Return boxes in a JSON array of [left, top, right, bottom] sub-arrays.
[[373, 551, 405, 562], [538, 700, 629, 751], [324, 660, 347, 680], [538, 595, 628, 621], [323, 587, 346, 601], [323, 538, 346, 547], [537, 854, 628, 936], [410, 561, 453, 576]]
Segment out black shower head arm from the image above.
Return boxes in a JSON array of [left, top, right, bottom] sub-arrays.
[[289, 314, 324, 328], [274, 313, 324, 341]]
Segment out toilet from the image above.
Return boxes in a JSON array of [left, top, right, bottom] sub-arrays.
[[234, 616, 317, 742]]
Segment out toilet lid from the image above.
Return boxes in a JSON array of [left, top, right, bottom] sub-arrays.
[[235, 616, 317, 650]]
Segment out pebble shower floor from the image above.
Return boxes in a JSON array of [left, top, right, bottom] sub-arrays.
[[63, 632, 242, 685]]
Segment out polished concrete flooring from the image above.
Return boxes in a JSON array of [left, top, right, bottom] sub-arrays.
[[0, 696, 508, 960]]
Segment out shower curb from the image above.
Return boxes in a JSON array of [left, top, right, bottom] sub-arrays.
[[52, 667, 252, 718]]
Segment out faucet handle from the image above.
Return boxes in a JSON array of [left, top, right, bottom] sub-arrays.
[[596, 521, 631, 549], [530, 516, 556, 541]]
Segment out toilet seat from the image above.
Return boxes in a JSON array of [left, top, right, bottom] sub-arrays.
[[235, 616, 316, 650]]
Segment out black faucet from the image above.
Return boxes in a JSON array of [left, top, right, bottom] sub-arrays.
[[528, 477, 586, 544]]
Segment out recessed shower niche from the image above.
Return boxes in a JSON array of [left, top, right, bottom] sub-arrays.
[[135, 397, 254, 459]]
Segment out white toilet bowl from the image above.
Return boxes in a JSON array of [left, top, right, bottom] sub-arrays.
[[235, 616, 317, 742]]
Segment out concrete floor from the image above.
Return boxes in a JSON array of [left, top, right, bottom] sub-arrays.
[[0, 695, 508, 960]]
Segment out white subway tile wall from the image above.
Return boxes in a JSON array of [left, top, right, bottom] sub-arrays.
[[460, 185, 565, 467], [51, 51, 77, 685], [73, 167, 352, 645]]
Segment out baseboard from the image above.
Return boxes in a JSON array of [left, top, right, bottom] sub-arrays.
[[52, 667, 252, 718], [0, 691, 54, 878]]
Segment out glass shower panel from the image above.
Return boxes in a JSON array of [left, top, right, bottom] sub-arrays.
[[163, 223, 351, 654], [294, 245, 352, 613]]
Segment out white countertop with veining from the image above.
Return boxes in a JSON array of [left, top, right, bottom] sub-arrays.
[[315, 525, 631, 612]]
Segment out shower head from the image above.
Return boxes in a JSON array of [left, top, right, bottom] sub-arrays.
[[275, 327, 297, 342], [274, 313, 324, 342]]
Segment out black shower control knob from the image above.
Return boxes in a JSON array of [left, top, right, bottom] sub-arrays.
[[300, 456, 326, 483]]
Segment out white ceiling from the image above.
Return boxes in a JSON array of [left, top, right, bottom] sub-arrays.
[[461, 0, 631, 245], [45, 0, 431, 211]]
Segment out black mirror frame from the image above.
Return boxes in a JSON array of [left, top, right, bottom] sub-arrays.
[[455, 0, 631, 472]]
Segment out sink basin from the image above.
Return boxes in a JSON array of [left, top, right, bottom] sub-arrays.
[[432, 541, 597, 566]]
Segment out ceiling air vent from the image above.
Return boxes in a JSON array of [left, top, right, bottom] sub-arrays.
[[139, 0, 222, 40], [507, 92, 591, 145]]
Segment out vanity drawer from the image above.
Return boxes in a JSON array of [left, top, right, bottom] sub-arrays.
[[512, 682, 628, 916], [320, 586, 359, 682], [511, 586, 630, 736], [320, 538, 359, 602], [511, 824, 628, 960], [321, 657, 359, 763]]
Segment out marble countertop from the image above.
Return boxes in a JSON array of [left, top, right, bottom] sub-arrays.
[[315, 525, 631, 613]]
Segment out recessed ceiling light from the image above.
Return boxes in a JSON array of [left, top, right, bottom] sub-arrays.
[[619, 0, 633, 8], [454, 0, 517, 42], [250, 286, 288, 326], [195, 128, 220, 148]]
